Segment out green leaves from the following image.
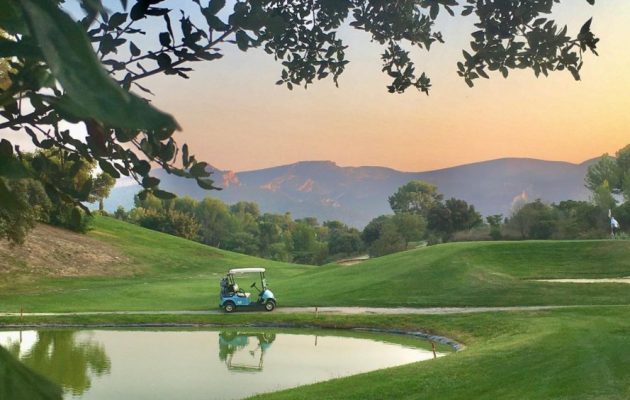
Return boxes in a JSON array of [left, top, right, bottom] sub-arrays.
[[159, 32, 171, 47], [142, 176, 160, 188], [154, 189, 176, 200], [0, 139, 12, 158], [129, 41, 141, 56], [235, 30, 250, 51], [456, 1, 598, 87], [207, 0, 226, 15], [98, 160, 121, 179], [19, 0, 179, 132], [108, 12, 128, 29], [196, 178, 220, 190], [189, 162, 209, 178], [0, 37, 41, 58]]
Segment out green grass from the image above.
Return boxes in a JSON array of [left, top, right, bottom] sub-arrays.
[[250, 307, 630, 400], [0, 217, 312, 312], [2, 217, 630, 399], [2, 307, 630, 399], [1, 216, 629, 312]]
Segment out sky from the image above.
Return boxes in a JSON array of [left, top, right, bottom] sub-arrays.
[[5, 1, 630, 173]]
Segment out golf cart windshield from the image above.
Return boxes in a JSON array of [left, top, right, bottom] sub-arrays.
[[226, 268, 268, 291], [228, 268, 265, 274]]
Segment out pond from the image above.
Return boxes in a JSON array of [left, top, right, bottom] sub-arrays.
[[0, 328, 448, 400]]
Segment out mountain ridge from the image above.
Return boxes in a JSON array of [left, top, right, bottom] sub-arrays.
[[105, 157, 598, 228]]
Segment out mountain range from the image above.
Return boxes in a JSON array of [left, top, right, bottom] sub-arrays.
[[104, 157, 598, 228]]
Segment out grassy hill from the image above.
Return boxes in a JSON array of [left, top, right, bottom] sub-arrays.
[[1, 216, 629, 312], [2, 217, 630, 399]]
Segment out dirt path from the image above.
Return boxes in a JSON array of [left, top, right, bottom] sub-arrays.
[[534, 278, 630, 284], [1, 304, 619, 318]]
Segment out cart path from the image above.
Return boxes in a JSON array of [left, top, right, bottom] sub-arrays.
[[1, 304, 626, 317]]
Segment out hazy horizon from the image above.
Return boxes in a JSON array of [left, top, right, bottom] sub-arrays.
[[186, 153, 603, 175]]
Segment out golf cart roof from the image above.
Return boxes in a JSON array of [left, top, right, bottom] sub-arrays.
[[228, 268, 266, 274]]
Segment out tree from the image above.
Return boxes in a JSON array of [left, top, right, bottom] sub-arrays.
[[389, 181, 442, 216], [486, 214, 503, 240], [362, 215, 392, 247], [224, 231, 260, 256], [129, 206, 200, 239], [368, 221, 406, 258], [21, 149, 117, 232], [448, 198, 482, 229], [0, 0, 601, 243], [592, 180, 617, 211], [362, 214, 421, 256], [554, 200, 606, 238], [0, 29, 13, 90], [0, 177, 50, 244], [289, 218, 330, 264], [391, 212, 426, 247], [614, 201, 630, 233], [325, 220, 364, 256], [425, 198, 481, 240], [195, 197, 233, 247], [506, 199, 557, 239], [172, 196, 198, 216], [113, 205, 127, 221], [90, 172, 116, 211], [230, 201, 261, 235], [586, 145, 630, 202], [426, 203, 452, 239]]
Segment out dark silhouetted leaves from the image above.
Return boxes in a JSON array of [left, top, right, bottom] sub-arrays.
[[20, 0, 179, 132]]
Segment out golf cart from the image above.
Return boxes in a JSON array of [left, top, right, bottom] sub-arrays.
[[218, 331, 276, 372], [219, 267, 276, 312]]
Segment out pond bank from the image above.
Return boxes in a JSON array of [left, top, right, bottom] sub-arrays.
[[0, 321, 464, 351]]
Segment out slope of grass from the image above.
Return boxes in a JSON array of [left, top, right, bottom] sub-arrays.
[[1, 217, 629, 312], [248, 307, 630, 400], [2, 217, 630, 399], [276, 239, 630, 307], [2, 307, 630, 400], [0, 217, 312, 312]]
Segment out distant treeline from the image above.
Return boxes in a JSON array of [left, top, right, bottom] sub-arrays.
[[110, 144, 630, 264], [113, 196, 363, 265], [457, 199, 630, 242], [112, 180, 486, 263]]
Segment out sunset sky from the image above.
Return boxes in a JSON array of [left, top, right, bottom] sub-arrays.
[[149, 1, 629, 172], [8, 1, 630, 173]]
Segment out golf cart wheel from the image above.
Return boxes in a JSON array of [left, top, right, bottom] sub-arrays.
[[264, 300, 276, 312], [224, 301, 236, 313]]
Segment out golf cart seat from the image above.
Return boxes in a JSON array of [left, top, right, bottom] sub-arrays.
[[232, 284, 250, 298]]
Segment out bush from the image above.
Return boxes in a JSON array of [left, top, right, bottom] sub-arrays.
[[452, 226, 492, 242]]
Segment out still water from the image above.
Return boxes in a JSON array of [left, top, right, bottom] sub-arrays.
[[0, 328, 446, 400]]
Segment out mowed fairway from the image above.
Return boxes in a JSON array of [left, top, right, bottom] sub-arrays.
[[0, 217, 629, 312], [2, 216, 630, 399]]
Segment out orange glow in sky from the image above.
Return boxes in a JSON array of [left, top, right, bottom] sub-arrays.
[[144, 1, 629, 172]]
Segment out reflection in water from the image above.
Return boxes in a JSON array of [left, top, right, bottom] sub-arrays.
[[0, 330, 111, 396], [219, 331, 276, 372], [0, 345, 63, 400], [0, 329, 445, 400]]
